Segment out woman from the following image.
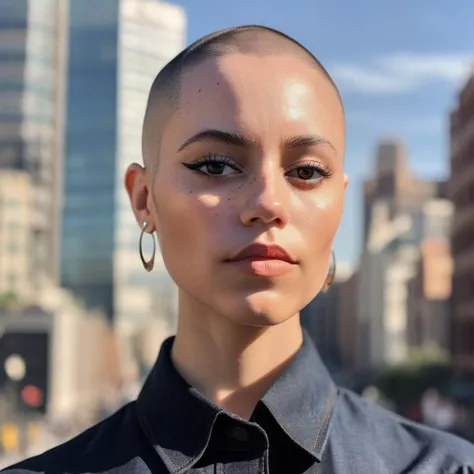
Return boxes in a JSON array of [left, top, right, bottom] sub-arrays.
[[5, 25, 474, 474]]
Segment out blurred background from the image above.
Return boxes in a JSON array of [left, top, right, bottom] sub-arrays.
[[0, 0, 473, 467]]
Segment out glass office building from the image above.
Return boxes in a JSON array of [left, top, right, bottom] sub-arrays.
[[61, 0, 119, 319], [61, 0, 186, 333]]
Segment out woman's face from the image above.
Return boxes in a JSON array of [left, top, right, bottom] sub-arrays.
[[128, 53, 347, 327]]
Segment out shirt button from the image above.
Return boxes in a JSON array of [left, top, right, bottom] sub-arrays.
[[231, 426, 249, 442]]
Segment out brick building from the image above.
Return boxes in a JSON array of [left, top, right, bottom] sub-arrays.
[[450, 70, 474, 372]]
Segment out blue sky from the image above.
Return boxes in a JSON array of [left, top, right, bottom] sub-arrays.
[[171, 0, 474, 266]]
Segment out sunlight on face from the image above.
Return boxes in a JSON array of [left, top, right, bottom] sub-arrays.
[[282, 82, 313, 121], [149, 54, 347, 326]]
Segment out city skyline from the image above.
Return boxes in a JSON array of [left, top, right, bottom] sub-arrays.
[[2, 1, 474, 463], [0, 0, 472, 297]]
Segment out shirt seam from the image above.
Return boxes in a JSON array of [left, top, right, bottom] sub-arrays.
[[313, 383, 334, 452], [138, 408, 181, 473], [262, 384, 335, 456]]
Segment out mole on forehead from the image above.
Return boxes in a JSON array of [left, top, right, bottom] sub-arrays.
[[175, 45, 341, 104], [154, 49, 339, 109], [173, 56, 340, 114]]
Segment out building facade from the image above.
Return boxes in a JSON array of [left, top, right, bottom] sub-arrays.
[[357, 139, 447, 370], [0, 0, 68, 290], [0, 286, 120, 431], [61, 0, 185, 339], [450, 70, 474, 372], [0, 170, 34, 302], [357, 201, 417, 369], [363, 139, 442, 249], [407, 199, 453, 352], [301, 264, 354, 377], [337, 269, 359, 372]]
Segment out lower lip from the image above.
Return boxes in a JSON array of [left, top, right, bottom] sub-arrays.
[[228, 258, 296, 277]]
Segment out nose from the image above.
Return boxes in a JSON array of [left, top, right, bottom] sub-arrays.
[[239, 169, 290, 228]]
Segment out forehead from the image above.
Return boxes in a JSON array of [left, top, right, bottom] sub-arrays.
[[167, 54, 344, 153]]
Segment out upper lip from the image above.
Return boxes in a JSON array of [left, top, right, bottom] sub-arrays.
[[227, 244, 297, 263]]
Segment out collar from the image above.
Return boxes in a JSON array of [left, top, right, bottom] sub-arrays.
[[136, 337, 221, 473], [260, 330, 338, 461], [136, 330, 337, 472]]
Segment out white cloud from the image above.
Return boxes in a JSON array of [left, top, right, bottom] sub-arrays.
[[330, 52, 473, 94], [331, 65, 415, 93]]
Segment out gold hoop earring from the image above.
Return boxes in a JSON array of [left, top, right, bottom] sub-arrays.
[[322, 250, 336, 293], [139, 221, 156, 272]]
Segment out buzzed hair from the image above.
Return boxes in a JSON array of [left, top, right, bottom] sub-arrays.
[[142, 25, 343, 169]]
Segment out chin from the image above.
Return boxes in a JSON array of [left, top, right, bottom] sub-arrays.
[[222, 290, 304, 328]]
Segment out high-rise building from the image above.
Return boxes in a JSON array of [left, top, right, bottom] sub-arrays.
[[363, 139, 441, 248], [407, 199, 453, 352], [357, 201, 419, 369], [61, 0, 186, 338], [0, 0, 69, 290], [357, 139, 447, 369], [0, 170, 34, 302], [450, 70, 474, 372]]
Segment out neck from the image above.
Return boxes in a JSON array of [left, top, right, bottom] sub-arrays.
[[171, 293, 304, 420]]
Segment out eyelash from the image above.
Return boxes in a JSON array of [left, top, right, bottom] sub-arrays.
[[182, 154, 333, 182], [182, 154, 240, 173], [290, 160, 333, 179]]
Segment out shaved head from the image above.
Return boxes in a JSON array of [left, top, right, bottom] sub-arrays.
[[126, 25, 348, 330], [142, 25, 343, 170]]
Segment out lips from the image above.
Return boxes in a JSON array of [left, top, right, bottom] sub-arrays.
[[228, 244, 297, 264]]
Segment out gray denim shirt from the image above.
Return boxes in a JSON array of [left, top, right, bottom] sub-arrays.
[[4, 332, 474, 473]]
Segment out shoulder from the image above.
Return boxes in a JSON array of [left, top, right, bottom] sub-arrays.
[[332, 387, 474, 473], [1, 403, 156, 473]]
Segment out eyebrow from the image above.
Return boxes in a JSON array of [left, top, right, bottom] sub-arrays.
[[177, 129, 252, 151], [177, 128, 336, 154], [285, 135, 336, 154]]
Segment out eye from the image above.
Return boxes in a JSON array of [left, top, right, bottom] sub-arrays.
[[182, 154, 241, 176], [202, 162, 236, 176], [286, 163, 332, 183]]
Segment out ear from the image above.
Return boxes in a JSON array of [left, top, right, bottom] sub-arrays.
[[124, 163, 154, 230], [343, 173, 349, 190]]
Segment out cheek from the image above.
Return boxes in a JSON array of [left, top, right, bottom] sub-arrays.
[[153, 185, 228, 261], [295, 187, 344, 247]]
